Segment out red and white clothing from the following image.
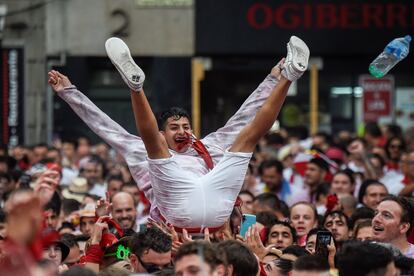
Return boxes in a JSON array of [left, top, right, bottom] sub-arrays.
[[58, 74, 278, 228]]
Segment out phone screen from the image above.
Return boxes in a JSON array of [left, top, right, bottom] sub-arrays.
[[315, 231, 332, 258]]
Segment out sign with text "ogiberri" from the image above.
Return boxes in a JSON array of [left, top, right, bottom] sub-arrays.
[[196, 0, 414, 56]]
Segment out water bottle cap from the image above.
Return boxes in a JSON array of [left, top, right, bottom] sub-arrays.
[[404, 35, 412, 43]]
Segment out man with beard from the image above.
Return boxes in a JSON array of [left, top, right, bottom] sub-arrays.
[[111, 192, 138, 232], [372, 195, 414, 258]]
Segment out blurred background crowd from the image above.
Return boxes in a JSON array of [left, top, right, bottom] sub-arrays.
[[0, 120, 414, 275]]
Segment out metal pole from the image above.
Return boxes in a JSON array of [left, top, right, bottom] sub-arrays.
[[310, 64, 318, 135], [191, 58, 205, 138]]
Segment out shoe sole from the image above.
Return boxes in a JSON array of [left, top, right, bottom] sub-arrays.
[[288, 36, 310, 72], [105, 37, 145, 90]]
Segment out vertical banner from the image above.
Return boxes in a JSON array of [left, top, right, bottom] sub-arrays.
[[1, 48, 24, 147], [359, 75, 394, 122]]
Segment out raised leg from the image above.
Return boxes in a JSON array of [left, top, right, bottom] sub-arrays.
[[230, 36, 310, 153], [106, 37, 170, 159]]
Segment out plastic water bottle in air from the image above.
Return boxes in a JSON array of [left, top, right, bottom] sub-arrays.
[[369, 35, 411, 78]]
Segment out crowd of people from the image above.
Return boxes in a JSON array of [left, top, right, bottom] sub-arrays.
[[1, 36, 414, 276]]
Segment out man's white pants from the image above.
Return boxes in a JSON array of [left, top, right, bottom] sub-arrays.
[[147, 151, 252, 229]]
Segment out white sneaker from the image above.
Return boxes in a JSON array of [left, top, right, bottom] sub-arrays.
[[105, 37, 145, 91], [281, 36, 310, 82]]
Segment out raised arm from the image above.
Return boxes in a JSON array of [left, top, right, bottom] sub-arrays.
[[48, 71, 147, 165], [201, 61, 282, 152]]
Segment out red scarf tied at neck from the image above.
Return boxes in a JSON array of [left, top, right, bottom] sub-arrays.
[[176, 132, 214, 170]]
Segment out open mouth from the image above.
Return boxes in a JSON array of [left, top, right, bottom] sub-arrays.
[[372, 225, 384, 233], [175, 137, 187, 143]]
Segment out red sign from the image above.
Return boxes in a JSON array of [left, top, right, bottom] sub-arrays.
[[360, 75, 394, 122]]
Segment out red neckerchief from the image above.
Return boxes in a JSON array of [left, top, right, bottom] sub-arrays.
[[176, 133, 214, 170], [402, 176, 410, 185], [387, 161, 399, 171]]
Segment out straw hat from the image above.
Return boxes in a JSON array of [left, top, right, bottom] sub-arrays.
[[62, 177, 89, 203], [79, 203, 96, 218]]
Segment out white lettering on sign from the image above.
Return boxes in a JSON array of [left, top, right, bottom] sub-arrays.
[[362, 82, 393, 91], [368, 100, 385, 111], [8, 50, 18, 127], [8, 50, 19, 146]]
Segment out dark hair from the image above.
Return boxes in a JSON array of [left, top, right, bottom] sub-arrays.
[[265, 133, 285, 146], [60, 233, 79, 248], [279, 200, 290, 218], [0, 209, 6, 223], [44, 191, 62, 216], [305, 228, 327, 243], [129, 226, 171, 257], [215, 240, 258, 276], [258, 159, 284, 175], [265, 220, 297, 245], [358, 179, 386, 204], [33, 142, 49, 149], [58, 222, 76, 233], [385, 136, 406, 159], [365, 122, 382, 137], [254, 193, 282, 212], [175, 241, 225, 271], [121, 181, 139, 191], [323, 210, 349, 229], [0, 172, 12, 183], [107, 175, 125, 187], [61, 138, 79, 150], [62, 199, 81, 216], [380, 195, 414, 236], [367, 153, 386, 168], [336, 241, 393, 276], [387, 124, 403, 137], [349, 207, 375, 229], [157, 107, 191, 131], [315, 182, 331, 203], [283, 245, 309, 258], [333, 169, 355, 185], [256, 211, 279, 228], [309, 157, 329, 172], [293, 254, 329, 272], [87, 154, 108, 179]]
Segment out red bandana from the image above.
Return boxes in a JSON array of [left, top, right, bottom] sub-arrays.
[[176, 133, 214, 170]]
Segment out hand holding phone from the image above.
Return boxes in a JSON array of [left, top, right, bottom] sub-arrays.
[[315, 230, 333, 258], [240, 214, 256, 238]]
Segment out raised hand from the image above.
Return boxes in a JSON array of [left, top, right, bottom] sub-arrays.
[[33, 169, 60, 206], [245, 224, 275, 260], [182, 229, 193, 243], [48, 70, 72, 92], [90, 216, 110, 245], [96, 192, 112, 217]]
